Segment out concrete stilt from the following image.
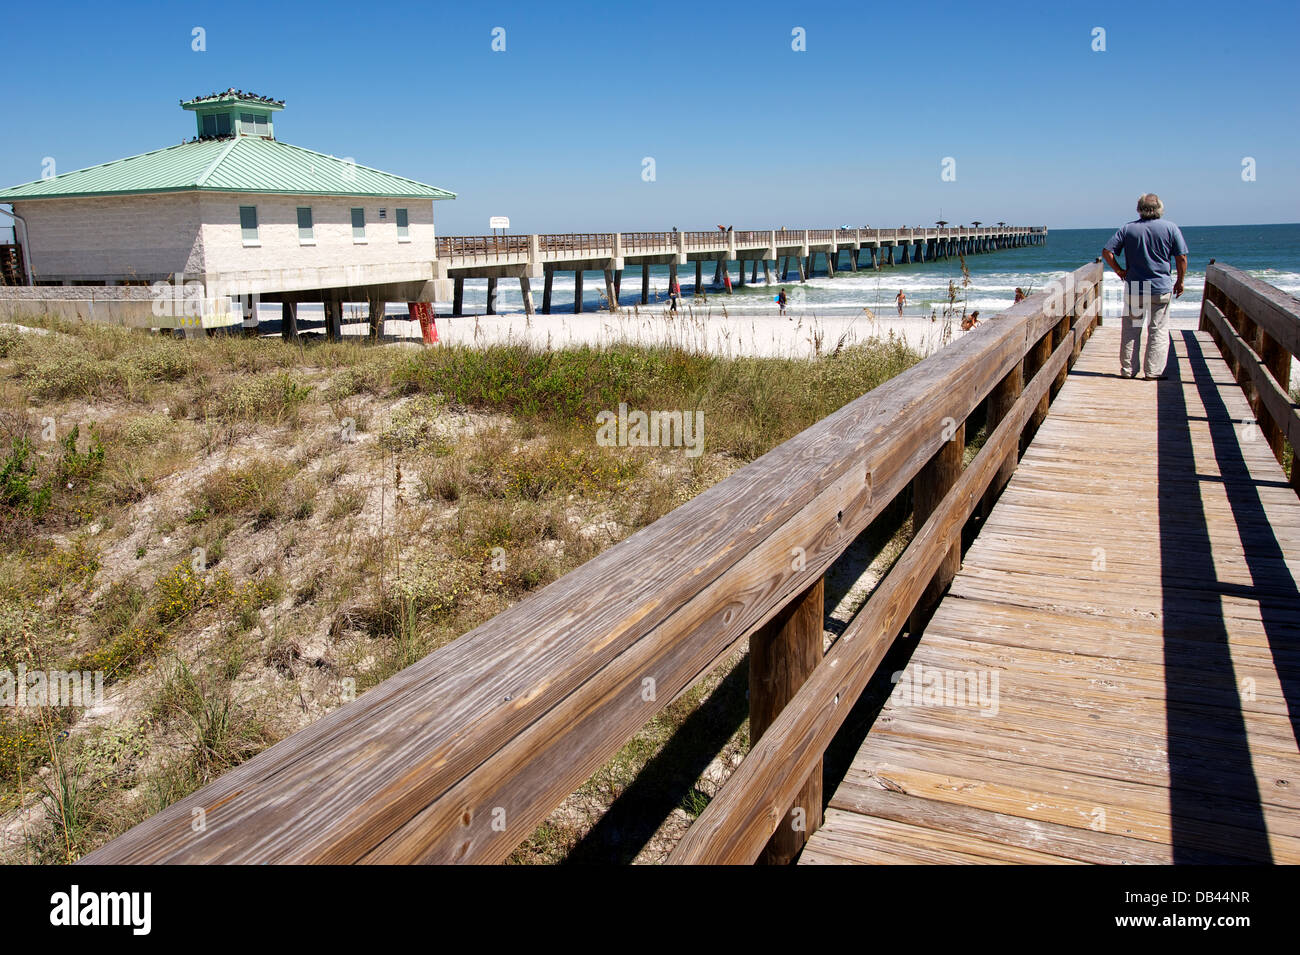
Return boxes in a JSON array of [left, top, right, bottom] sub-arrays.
[[367, 293, 385, 341], [574, 270, 584, 314], [763, 260, 772, 284], [713, 259, 724, 285], [641, 266, 650, 305], [603, 269, 618, 311], [452, 277, 464, 316], [901, 244, 911, 264], [826, 251, 835, 278], [324, 296, 342, 342], [614, 269, 622, 300], [797, 255, 806, 282], [281, 300, 298, 342], [737, 259, 745, 287], [751, 259, 759, 283], [780, 256, 789, 281], [485, 276, 498, 315], [805, 253, 814, 277], [519, 275, 534, 316], [695, 259, 703, 294], [542, 268, 554, 314]]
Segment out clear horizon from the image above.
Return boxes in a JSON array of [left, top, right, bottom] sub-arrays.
[[1, 0, 1297, 238]]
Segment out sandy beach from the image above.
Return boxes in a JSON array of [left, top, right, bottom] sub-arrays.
[[325, 300, 1205, 360]]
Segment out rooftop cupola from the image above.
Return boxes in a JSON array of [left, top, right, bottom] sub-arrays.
[[180, 88, 285, 140]]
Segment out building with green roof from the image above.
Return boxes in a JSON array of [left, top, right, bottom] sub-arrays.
[[0, 89, 456, 332]]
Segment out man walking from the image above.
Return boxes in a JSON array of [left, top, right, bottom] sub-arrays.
[[1101, 194, 1188, 379]]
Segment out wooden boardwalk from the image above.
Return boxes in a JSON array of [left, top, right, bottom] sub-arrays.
[[803, 324, 1300, 865]]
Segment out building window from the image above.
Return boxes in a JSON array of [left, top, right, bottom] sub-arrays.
[[351, 207, 366, 243], [202, 113, 232, 137], [378, 208, 387, 220], [396, 208, 409, 241], [240, 112, 269, 137], [240, 205, 259, 246], [297, 207, 314, 244]]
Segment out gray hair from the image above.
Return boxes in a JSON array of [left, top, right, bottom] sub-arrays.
[[1137, 194, 1164, 220]]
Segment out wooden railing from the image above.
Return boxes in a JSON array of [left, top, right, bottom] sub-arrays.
[[82, 259, 1100, 865], [621, 231, 673, 252], [1201, 261, 1300, 493], [538, 233, 615, 255], [436, 235, 529, 260], [683, 230, 721, 248], [0, 244, 24, 285], [733, 231, 768, 246]]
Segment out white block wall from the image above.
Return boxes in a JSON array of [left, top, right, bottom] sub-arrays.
[[14, 191, 439, 289], [16, 193, 205, 281], [199, 193, 436, 274]]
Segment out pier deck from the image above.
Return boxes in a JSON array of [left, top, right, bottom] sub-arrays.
[[802, 325, 1300, 864]]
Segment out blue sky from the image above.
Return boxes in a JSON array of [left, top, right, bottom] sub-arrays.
[[2, 0, 1297, 236]]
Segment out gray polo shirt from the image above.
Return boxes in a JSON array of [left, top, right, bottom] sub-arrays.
[[1104, 218, 1189, 294]]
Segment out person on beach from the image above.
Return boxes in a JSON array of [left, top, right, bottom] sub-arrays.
[[1014, 287, 1026, 303], [1102, 193, 1188, 380], [961, 310, 980, 332], [777, 288, 788, 317], [896, 290, 907, 316], [669, 277, 680, 312]]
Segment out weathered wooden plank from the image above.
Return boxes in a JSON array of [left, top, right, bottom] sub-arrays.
[[825, 783, 1242, 864]]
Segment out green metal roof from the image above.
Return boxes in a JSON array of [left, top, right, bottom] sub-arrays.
[[0, 136, 455, 201]]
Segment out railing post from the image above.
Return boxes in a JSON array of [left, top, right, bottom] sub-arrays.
[[1257, 328, 1289, 458], [1023, 329, 1052, 444], [749, 577, 824, 865], [910, 420, 964, 634], [983, 363, 1022, 516], [1225, 298, 1262, 431]]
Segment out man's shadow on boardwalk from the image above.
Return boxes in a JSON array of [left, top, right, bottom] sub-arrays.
[[1159, 330, 1300, 863]]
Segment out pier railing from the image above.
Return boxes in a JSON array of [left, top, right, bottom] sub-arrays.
[[429, 227, 1041, 269], [1201, 261, 1300, 493], [683, 230, 719, 248], [538, 233, 615, 255], [82, 260, 1101, 865], [621, 231, 673, 252], [436, 235, 530, 260]]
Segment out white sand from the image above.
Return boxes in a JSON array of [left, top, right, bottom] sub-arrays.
[[344, 302, 1203, 361]]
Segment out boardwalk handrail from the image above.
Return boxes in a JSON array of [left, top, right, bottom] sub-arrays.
[[81, 261, 1100, 865], [670, 264, 1102, 863], [1201, 262, 1300, 492]]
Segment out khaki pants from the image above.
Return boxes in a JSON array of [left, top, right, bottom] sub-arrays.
[[1120, 287, 1172, 378]]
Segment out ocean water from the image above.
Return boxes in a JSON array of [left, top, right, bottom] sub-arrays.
[[420, 223, 1300, 320]]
